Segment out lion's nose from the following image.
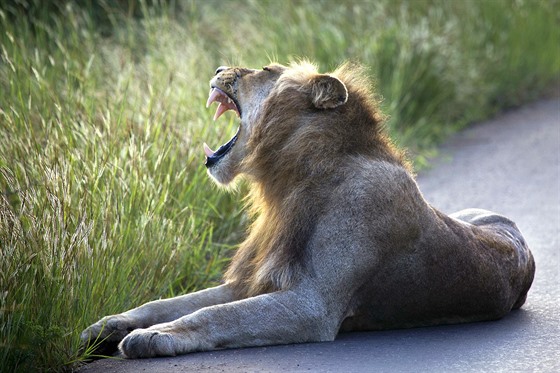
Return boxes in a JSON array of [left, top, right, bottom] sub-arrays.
[[215, 66, 229, 75]]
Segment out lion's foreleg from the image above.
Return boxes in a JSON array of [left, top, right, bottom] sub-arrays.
[[119, 287, 340, 358], [81, 284, 235, 354]]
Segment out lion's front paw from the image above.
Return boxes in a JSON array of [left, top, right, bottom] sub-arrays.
[[80, 314, 138, 356], [119, 328, 177, 358]]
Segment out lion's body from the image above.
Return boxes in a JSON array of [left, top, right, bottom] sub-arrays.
[[82, 62, 535, 358]]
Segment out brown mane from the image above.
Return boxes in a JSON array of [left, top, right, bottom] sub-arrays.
[[224, 62, 409, 298]]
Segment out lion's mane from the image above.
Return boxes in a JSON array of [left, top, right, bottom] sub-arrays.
[[224, 62, 410, 298]]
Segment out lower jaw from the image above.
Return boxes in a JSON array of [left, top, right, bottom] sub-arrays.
[[207, 164, 237, 186], [205, 128, 240, 168]]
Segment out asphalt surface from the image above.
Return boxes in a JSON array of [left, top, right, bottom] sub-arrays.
[[79, 98, 559, 373]]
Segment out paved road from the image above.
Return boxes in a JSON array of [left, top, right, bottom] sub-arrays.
[[80, 98, 559, 373]]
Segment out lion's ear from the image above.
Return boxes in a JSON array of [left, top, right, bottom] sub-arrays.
[[309, 74, 348, 109]]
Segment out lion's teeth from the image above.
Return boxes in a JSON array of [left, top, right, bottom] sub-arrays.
[[203, 143, 215, 157], [207, 87, 240, 119], [206, 88, 220, 108], [213, 102, 229, 121]]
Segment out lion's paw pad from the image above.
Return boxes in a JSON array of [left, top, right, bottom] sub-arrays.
[[119, 329, 176, 358]]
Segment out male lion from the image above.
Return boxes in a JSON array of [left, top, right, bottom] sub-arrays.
[[81, 62, 535, 358]]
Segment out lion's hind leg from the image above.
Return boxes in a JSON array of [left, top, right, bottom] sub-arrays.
[[450, 208, 535, 310], [450, 208, 516, 227]]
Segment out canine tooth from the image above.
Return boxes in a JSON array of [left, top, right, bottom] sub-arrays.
[[213, 103, 229, 121], [203, 143, 215, 157], [206, 88, 220, 108]]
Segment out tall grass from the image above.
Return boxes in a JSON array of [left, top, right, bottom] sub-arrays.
[[0, 0, 558, 371]]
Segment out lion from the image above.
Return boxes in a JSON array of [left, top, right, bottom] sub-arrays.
[[81, 61, 535, 358]]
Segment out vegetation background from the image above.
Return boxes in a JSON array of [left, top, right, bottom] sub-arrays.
[[0, 0, 558, 371]]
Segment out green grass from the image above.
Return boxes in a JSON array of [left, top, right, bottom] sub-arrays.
[[0, 0, 558, 371]]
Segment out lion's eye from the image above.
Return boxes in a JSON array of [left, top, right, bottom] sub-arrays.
[[262, 66, 271, 72]]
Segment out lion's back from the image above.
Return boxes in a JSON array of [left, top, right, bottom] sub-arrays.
[[321, 166, 536, 331]]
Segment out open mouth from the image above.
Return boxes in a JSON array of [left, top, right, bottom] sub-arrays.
[[204, 87, 241, 168]]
